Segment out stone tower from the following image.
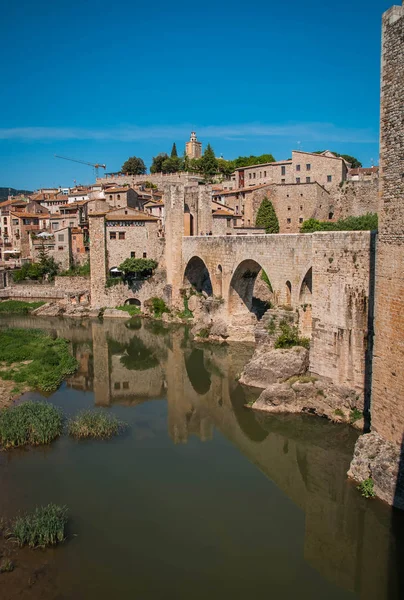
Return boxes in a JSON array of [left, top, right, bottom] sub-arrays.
[[371, 2, 404, 446], [185, 131, 202, 159]]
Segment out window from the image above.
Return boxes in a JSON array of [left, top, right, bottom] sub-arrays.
[[12, 219, 18, 226], [131, 251, 136, 258], [299, 217, 303, 223], [69, 222, 74, 227], [327, 175, 332, 182], [300, 205, 303, 211], [281, 179, 285, 184], [143, 252, 147, 258], [123, 382, 129, 390], [117, 194, 121, 200], [109, 232, 116, 240], [306, 177, 311, 183], [58, 246, 64, 251], [264, 171, 266, 177], [306, 164, 311, 171], [119, 232, 125, 240], [52, 223, 59, 230], [227, 218, 231, 228], [73, 236, 76, 240], [329, 212, 334, 220], [235, 205, 239, 214], [109, 195, 113, 201], [58, 234, 64, 242], [296, 164, 301, 171], [281, 166, 286, 176], [253, 173, 256, 179], [287, 218, 291, 224], [114, 382, 120, 390], [288, 206, 291, 211], [3, 217, 7, 224], [296, 177, 301, 184], [249, 173, 252, 179], [259, 172, 262, 178]]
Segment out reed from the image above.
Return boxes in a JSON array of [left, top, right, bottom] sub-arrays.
[[68, 410, 125, 440], [9, 504, 68, 548], [0, 401, 63, 449]]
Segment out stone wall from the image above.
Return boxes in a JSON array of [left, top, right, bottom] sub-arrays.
[[371, 2, 404, 447], [54, 276, 90, 292], [310, 231, 375, 399], [332, 179, 379, 220]]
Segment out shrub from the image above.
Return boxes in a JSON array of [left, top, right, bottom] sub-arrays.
[[300, 213, 378, 233], [197, 328, 210, 339], [150, 297, 169, 318], [59, 261, 90, 277], [350, 408, 362, 423], [334, 408, 345, 417], [357, 478, 375, 498], [119, 258, 158, 276], [0, 300, 45, 314], [178, 296, 193, 319], [274, 322, 310, 350], [0, 401, 63, 449], [0, 328, 78, 392], [116, 304, 141, 316], [68, 410, 125, 439], [261, 270, 273, 292], [267, 316, 276, 335], [0, 559, 14, 573], [9, 504, 68, 548], [106, 276, 123, 288]]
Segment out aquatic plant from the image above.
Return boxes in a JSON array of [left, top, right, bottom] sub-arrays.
[[9, 504, 68, 548], [0, 328, 78, 392], [116, 304, 141, 316], [0, 300, 45, 314], [357, 478, 376, 499], [0, 559, 14, 573], [68, 410, 125, 439], [0, 401, 63, 449]]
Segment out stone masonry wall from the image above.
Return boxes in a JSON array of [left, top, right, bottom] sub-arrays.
[[310, 231, 374, 399], [332, 179, 379, 220], [371, 3, 404, 446]]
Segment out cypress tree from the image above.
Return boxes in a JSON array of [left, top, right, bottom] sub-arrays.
[[171, 143, 178, 158], [256, 197, 279, 234], [201, 144, 218, 181]]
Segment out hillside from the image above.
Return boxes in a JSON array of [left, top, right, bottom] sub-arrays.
[[0, 187, 33, 200]]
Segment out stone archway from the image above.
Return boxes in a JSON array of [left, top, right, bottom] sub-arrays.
[[228, 259, 272, 321], [285, 280, 292, 306], [299, 268, 312, 337], [183, 256, 213, 296]]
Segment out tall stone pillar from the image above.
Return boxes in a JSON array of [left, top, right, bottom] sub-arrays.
[[349, 3, 404, 508], [371, 3, 404, 445], [164, 184, 185, 307], [88, 213, 107, 307]]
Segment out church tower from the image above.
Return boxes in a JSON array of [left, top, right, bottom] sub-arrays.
[[185, 131, 202, 159]]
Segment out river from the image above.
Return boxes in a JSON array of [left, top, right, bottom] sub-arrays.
[[0, 315, 403, 600]]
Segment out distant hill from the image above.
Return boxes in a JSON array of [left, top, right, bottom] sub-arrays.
[[0, 187, 33, 201]]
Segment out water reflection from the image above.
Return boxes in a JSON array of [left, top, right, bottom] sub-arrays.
[[0, 315, 403, 599]]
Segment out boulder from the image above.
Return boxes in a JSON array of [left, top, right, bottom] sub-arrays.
[[210, 319, 228, 339], [187, 294, 200, 312], [239, 346, 309, 388], [254, 383, 296, 409]]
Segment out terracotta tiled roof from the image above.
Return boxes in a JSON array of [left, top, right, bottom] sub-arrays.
[[212, 209, 236, 217], [105, 187, 129, 193], [0, 198, 28, 208], [105, 214, 158, 222], [10, 212, 44, 219], [233, 160, 292, 171]]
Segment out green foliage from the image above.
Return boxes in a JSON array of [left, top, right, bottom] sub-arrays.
[[150, 297, 169, 318], [197, 328, 210, 339], [350, 408, 362, 423], [256, 197, 279, 233], [286, 375, 318, 385], [274, 322, 310, 350], [106, 276, 123, 288], [0, 401, 63, 449], [9, 504, 68, 548], [150, 153, 169, 173], [0, 300, 45, 314], [261, 270, 273, 292], [144, 181, 157, 189], [68, 410, 125, 439], [0, 559, 14, 573], [313, 150, 362, 169], [357, 478, 375, 498], [267, 316, 276, 335], [177, 295, 193, 319], [201, 144, 218, 181], [300, 213, 378, 233], [334, 408, 345, 417], [121, 156, 147, 175], [232, 154, 276, 169], [13, 251, 60, 282], [0, 328, 78, 393], [162, 155, 182, 173], [59, 261, 90, 277], [116, 304, 141, 316], [170, 142, 178, 158], [119, 257, 158, 275]]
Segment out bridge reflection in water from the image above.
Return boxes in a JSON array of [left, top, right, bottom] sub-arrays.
[[0, 315, 401, 599]]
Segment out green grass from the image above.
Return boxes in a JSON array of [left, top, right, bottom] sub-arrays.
[[116, 304, 141, 316], [300, 213, 378, 233], [0, 300, 45, 314], [9, 504, 68, 548], [0, 559, 14, 573], [0, 401, 63, 449], [286, 375, 318, 386], [59, 261, 90, 277], [334, 408, 345, 417], [0, 328, 78, 392], [68, 410, 126, 439], [350, 408, 362, 424], [274, 323, 310, 350], [357, 478, 375, 498]]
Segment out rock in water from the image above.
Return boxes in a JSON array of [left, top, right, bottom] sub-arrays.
[[239, 346, 309, 388]]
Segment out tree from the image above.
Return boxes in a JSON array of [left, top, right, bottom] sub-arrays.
[[201, 144, 218, 181], [171, 143, 178, 158], [256, 197, 279, 233], [150, 153, 169, 174], [217, 158, 234, 178], [121, 156, 147, 175], [162, 156, 181, 173], [232, 153, 275, 169]]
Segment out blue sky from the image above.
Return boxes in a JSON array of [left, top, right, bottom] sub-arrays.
[[0, 0, 392, 190]]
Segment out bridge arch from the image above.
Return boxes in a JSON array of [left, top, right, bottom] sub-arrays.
[[228, 259, 272, 321], [183, 256, 213, 295], [298, 267, 313, 337]]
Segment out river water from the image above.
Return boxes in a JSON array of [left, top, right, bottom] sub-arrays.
[[0, 316, 403, 600]]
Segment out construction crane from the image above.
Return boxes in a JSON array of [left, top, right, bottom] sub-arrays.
[[54, 155, 106, 179]]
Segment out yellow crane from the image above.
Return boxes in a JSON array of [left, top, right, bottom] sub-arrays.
[[54, 155, 106, 179]]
